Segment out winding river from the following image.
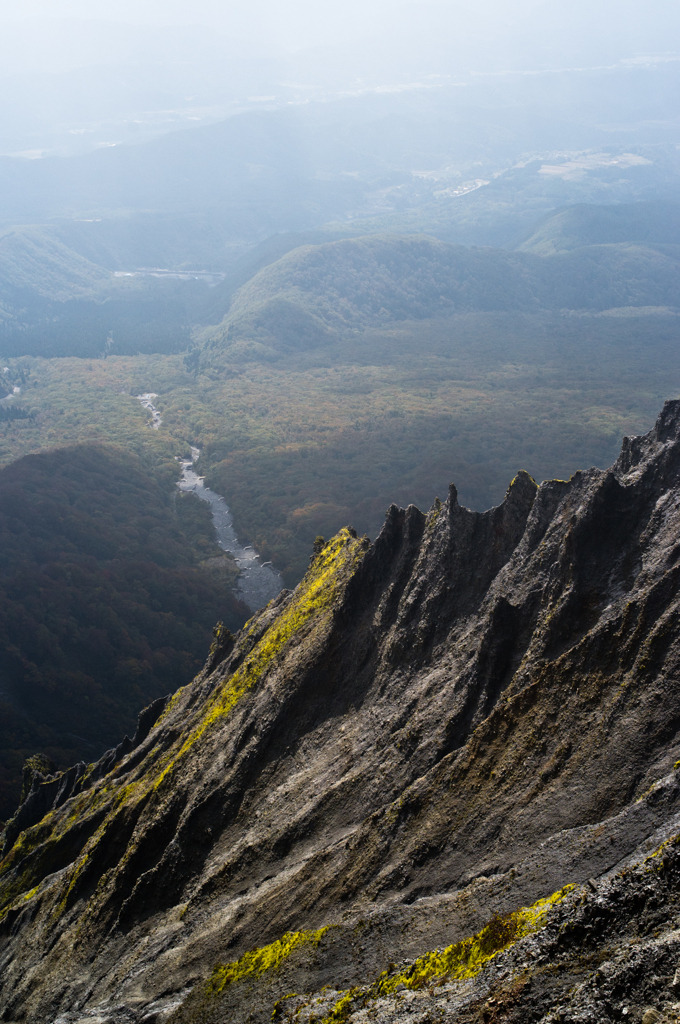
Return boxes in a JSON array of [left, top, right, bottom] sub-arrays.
[[137, 394, 283, 612]]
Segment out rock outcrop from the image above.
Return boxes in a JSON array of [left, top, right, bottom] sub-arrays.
[[4, 402, 680, 1023]]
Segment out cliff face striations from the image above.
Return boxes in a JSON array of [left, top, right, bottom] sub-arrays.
[[4, 403, 680, 1023]]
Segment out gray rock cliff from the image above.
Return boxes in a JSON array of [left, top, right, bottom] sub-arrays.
[[4, 403, 680, 1023]]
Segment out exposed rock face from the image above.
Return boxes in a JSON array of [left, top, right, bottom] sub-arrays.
[[4, 402, 680, 1023]]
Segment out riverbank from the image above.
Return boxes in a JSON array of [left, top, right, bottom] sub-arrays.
[[177, 447, 283, 611], [137, 392, 282, 612]]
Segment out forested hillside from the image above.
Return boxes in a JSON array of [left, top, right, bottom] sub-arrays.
[[0, 288, 194, 359], [517, 200, 680, 254], [0, 225, 208, 359], [0, 443, 247, 821], [3, 200, 680, 362], [199, 233, 680, 363]]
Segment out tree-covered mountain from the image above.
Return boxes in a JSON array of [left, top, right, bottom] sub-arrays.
[[3, 197, 680, 362], [0, 443, 247, 821], [0, 225, 205, 358], [0, 288, 195, 359], [0, 225, 110, 299], [1, 58, 679, 243], [199, 232, 680, 363], [517, 199, 680, 255]]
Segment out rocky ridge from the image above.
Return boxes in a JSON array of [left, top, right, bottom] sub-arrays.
[[4, 403, 680, 1022]]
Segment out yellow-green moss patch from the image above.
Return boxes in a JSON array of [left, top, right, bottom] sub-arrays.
[[0, 883, 40, 924], [644, 834, 680, 871], [322, 988, 361, 1023], [375, 885, 574, 992], [208, 927, 330, 995], [318, 885, 574, 1023], [154, 528, 364, 790], [2, 529, 366, 924]]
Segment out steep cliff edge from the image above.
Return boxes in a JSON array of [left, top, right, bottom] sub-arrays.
[[4, 403, 680, 1023]]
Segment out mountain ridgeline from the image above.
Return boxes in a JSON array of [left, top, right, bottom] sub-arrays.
[[1, 201, 679, 361], [4, 403, 680, 1022], [198, 229, 680, 364]]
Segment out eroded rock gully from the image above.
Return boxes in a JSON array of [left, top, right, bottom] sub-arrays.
[[4, 403, 680, 1023]]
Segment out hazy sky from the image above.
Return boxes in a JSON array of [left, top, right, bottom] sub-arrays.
[[0, 1, 501, 58], [1, 1, 531, 44], [3, 0, 676, 55], [0, 0, 678, 83]]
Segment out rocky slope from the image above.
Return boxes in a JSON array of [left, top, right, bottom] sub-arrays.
[[4, 402, 680, 1023]]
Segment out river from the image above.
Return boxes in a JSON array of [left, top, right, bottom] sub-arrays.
[[137, 393, 283, 613]]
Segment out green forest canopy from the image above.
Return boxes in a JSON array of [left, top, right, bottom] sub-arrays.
[[0, 442, 246, 821]]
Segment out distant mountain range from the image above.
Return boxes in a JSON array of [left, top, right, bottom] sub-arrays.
[[198, 204, 680, 364], [1, 200, 679, 362]]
